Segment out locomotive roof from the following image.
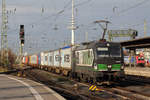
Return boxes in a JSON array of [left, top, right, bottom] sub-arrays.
[[75, 40, 120, 50]]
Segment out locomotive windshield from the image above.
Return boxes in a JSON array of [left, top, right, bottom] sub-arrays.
[[97, 47, 109, 57], [96, 45, 121, 57], [109, 46, 121, 57]]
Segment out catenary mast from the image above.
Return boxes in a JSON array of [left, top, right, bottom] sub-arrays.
[[1, 0, 8, 66], [70, 0, 76, 45]]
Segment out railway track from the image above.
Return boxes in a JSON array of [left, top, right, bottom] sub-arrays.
[[15, 68, 150, 100], [23, 69, 129, 100], [75, 72, 150, 100], [24, 69, 105, 100], [102, 87, 150, 100], [81, 80, 150, 100], [117, 77, 150, 98], [101, 78, 150, 100], [21, 71, 150, 100]]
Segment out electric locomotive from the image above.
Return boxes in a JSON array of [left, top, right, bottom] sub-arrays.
[[72, 40, 124, 83]]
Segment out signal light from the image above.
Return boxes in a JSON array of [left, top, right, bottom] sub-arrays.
[[20, 25, 25, 45], [133, 31, 138, 36], [21, 39, 24, 45], [20, 31, 24, 39]]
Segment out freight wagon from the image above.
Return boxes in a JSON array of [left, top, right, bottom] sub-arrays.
[[28, 54, 39, 67], [22, 56, 28, 65]]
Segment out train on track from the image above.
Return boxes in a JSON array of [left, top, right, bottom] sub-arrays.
[[124, 55, 145, 66], [22, 40, 125, 83]]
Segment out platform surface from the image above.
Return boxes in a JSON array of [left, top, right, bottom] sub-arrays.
[[125, 67, 150, 77], [0, 74, 66, 100]]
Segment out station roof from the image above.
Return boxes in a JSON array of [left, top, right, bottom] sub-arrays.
[[120, 36, 150, 49]]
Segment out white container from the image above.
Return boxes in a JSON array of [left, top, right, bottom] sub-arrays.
[[47, 51, 54, 66], [53, 50, 60, 67], [60, 47, 72, 69]]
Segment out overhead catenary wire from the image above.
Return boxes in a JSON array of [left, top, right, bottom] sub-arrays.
[[24, 0, 95, 50], [74, 0, 93, 8], [118, 0, 149, 15], [7, 0, 93, 34], [7, 0, 72, 33], [5, 0, 150, 53], [108, 0, 150, 31], [109, 0, 150, 20], [3, 0, 149, 34], [6, 0, 149, 41]]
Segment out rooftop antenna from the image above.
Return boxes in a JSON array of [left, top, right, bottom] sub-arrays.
[[94, 20, 110, 41]]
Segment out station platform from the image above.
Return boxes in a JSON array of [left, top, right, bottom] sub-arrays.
[[125, 67, 150, 77], [0, 74, 66, 100]]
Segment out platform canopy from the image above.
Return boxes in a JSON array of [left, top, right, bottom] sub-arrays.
[[120, 36, 150, 49]]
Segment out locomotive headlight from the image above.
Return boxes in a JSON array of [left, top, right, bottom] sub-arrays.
[[94, 63, 97, 70], [94, 66, 97, 70], [107, 43, 110, 46], [108, 65, 111, 68], [121, 66, 124, 69]]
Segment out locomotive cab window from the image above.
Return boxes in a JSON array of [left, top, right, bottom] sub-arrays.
[[97, 47, 109, 57], [109, 46, 121, 57]]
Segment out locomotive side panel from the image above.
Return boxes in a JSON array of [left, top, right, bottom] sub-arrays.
[[74, 49, 95, 78], [75, 49, 94, 67]]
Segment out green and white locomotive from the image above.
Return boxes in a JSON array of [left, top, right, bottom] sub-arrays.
[[72, 40, 124, 83]]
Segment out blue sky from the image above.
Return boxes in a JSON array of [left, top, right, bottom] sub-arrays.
[[0, 0, 150, 54]]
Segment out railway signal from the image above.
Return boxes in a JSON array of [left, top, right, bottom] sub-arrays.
[[21, 40, 24, 45], [20, 25, 25, 45], [18, 25, 25, 67]]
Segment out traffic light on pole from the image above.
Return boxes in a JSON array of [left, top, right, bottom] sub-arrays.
[[20, 25, 25, 45]]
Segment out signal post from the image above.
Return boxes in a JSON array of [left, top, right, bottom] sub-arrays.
[[19, 25, 25, 67]]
